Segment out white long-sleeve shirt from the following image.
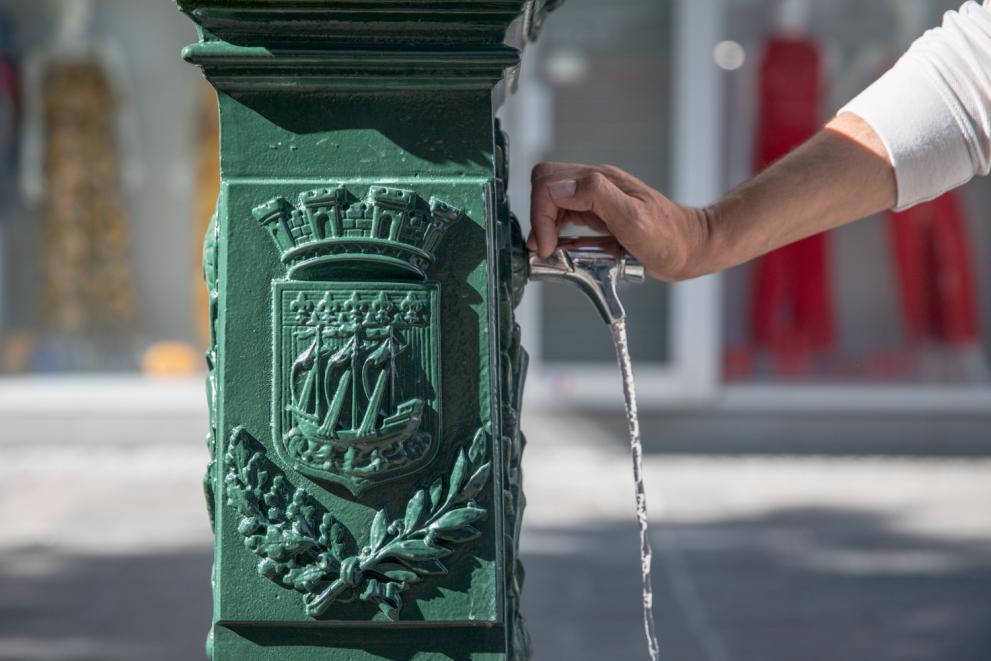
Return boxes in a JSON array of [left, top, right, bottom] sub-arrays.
[[840, 0, 991, 210]]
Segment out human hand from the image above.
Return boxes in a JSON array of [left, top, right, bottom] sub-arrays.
[[527, 162, 712, 281]]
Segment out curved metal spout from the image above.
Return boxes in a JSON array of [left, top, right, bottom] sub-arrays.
[[527, 240, 645, 325]]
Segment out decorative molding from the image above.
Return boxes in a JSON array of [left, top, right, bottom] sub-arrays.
[[224, 426, 491, 620], [203, 210, 220, 532], [177, 1, 540, 92], [178, 1, 531, 43], [494, 122, 531, 659], [181, 45, 521, 92], [202, 209, 220, 659]]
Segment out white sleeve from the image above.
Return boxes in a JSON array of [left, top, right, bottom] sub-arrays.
[[839, 1, 991, 211]]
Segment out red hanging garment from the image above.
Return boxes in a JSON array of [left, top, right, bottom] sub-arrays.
[[888, 190, 980, 347], [749, 36, 834, 376]]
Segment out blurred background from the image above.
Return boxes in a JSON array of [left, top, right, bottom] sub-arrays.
[[1, 0, 990, 660]]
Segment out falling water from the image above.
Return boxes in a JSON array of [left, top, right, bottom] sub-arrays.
[[610, 318, 660, 661]]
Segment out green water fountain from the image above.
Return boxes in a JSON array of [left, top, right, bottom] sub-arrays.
[[179, 2, 652, 659]]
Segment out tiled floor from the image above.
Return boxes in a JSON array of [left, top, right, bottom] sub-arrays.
[[2, 407, 990, 660]]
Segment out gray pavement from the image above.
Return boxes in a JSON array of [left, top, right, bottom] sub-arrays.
[[2, 407, 990, 661]]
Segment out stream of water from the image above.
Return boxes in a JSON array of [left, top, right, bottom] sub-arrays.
[[609, 318, 660, 661]]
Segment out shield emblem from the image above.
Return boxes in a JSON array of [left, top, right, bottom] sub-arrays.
[[272, 281, 441, 495]]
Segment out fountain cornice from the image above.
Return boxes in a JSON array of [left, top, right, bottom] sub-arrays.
[[179, 0, 563, 92]]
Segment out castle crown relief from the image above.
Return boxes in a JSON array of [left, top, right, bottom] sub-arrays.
[[253, 185, 464, 279]]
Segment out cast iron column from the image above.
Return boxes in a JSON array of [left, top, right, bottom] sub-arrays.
[[179, 2, 558, 659]]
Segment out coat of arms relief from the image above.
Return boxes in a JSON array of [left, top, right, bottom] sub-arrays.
[[220, 184, 491, 620], [256, 185, 456, 495]]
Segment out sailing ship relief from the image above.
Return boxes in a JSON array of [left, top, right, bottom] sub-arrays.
[[274, 284, 440, 493], [289, 292, 423, 449], [256, 185, 460, 494]]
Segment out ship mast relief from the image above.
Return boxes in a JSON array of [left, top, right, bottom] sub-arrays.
[[281, 287, 433, 488]]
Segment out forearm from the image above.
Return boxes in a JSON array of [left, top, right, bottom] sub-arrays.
[[693, 113, 896, 276]]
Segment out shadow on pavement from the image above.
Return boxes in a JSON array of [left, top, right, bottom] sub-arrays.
[[1, 506, 989, 661], [0, 546, 213, 661], [577, 411, 991, 457], [523, 507, 991, 661]]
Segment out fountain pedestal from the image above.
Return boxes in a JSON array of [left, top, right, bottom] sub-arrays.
[[178, 2, 556, 658]]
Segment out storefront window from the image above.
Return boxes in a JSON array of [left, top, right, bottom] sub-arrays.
[[718, 0, 991, 386], [0, 0, 206, 376]]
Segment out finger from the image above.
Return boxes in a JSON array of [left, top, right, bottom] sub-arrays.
[[526, 229, 538, 251], [527, 211, 566, 251], [531, 161, 590, 183], [535, 163, 645, 202], [547, 172, 632, 224], [550, 173, 647, 253], [533, 162, 636, 190], [530, 163, 634, 256], [595, 164, 652, 195], [531, 173, 587, 257]]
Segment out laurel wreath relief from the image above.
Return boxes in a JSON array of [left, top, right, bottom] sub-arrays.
[[224, 426, 491, 620]]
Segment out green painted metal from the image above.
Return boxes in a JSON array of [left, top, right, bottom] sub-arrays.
[[179, 2, 559, 658]]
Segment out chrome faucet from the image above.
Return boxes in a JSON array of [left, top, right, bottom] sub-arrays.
[[527, 240, 645, 325]]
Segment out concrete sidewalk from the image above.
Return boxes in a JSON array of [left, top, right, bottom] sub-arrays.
[[1, 407, 990, 660]]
